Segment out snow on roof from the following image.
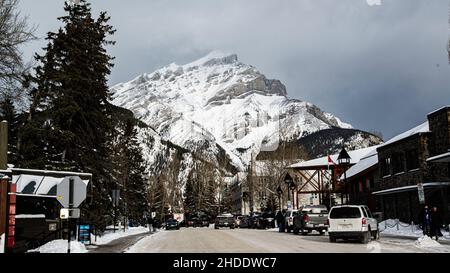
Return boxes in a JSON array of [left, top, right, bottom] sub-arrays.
[[427, 105, 450, 116], [372, 182, 450, 195], [13, 174, 89, 196], [427, 151, 450, 163], [379, 121, 429, 148], [343, 148, 379, 180], [288, 146, 378, 169]]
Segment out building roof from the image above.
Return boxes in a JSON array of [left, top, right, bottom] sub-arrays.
[[427, 151, 450, 163], [288, 146, 378, 170], [378, 121, 430, 149], [372, 182, 450, 195], [343, 148, 379, 180], [5, 168, 92, 197]]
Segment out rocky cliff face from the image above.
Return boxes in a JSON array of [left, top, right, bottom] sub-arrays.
[[111, 51, 363, 173]]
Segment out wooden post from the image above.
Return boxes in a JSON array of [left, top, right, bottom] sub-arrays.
[[0, 121, 7, 170]]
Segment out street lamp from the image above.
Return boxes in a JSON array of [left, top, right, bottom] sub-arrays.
[[284, 173, 294, 210], [277, 186, 283, 211], [289, 182, 296, 209], [337, 147, 351, 204]]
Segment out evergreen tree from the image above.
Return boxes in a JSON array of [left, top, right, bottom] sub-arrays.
[[18, 0, 115, 231], [111, 116, 149, 223]]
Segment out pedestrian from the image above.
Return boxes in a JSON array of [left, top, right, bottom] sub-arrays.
[[430, 206, 443, 240], [148, 216, 154, 232], [276, 210, 284, 232], [420, 205, 431, 237]]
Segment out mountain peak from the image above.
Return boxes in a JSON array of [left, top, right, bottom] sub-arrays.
[[185, 50, 238, 68]]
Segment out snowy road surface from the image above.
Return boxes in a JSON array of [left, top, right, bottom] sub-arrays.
[[126, 228, 450, 253]]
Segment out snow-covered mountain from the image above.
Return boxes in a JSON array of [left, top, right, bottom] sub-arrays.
[[111, 51, 367, 171]]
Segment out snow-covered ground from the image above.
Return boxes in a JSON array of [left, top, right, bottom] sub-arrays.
[[28, 240, 88, 253], [91, 226, 150, 245], [380, 219, 450, 241]]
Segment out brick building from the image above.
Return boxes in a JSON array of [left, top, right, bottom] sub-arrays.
[[371, 106, 450, 224]]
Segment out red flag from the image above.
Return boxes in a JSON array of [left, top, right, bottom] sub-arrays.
[[327, 155, 335, 166]]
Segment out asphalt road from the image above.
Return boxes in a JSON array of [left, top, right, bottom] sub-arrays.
[[126, 227, 450, 253]]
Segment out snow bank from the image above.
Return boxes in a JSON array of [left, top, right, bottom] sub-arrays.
[[92, 226, 149, 245], [29, 240, 87, 253], [415, 236, 441, 248], [380, 219, 449, 241]]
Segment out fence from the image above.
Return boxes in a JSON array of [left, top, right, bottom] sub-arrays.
[[379, 219, 450, 239]]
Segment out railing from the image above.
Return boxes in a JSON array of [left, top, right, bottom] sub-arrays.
[[379, 219, 450, 239]]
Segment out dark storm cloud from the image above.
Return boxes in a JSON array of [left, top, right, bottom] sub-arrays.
[[18, 0, 450, 140]]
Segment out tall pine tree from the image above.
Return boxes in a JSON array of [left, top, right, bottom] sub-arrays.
[[18, 0, 116, 230]]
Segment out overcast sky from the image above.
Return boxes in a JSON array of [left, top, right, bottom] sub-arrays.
[[18, 0, 450, 140]]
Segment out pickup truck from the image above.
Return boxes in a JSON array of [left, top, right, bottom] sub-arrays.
[[293, 205, 329, 235]]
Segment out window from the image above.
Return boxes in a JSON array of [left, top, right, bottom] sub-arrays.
[[381, 157, 392, 176], [361, 207, 368, 217], [369, 176, 375, 189], [392, 153, 405, 174], [406, 149, 420, 171], [329, 207, 361, 219]]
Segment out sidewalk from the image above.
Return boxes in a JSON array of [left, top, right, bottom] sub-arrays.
[[88, 231, 153, 253]]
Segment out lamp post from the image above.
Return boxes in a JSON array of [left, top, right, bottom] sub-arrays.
[[284, 173, 293, 210], [337, 147, 351, 205], [277, 186, 283, 211], [289, 182, 296, 209]]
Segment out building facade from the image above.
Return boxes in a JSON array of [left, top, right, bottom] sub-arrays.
[[373, 106, 450, 224]]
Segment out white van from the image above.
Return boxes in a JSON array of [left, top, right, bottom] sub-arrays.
[[328, 205, 379, 244]]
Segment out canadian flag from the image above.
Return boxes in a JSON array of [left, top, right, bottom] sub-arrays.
[[327, 155, 335, 166]]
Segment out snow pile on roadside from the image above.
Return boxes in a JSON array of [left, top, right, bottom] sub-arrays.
[[415, 236, 441, 248], [92, 226, 149, 245], [28, 240, 88, 253], [380, 219, 449, 241]]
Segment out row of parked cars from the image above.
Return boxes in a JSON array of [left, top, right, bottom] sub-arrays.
[[284, 204, 380, 244]]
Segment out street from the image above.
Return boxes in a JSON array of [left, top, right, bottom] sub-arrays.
[[125, 227, 450, 253]]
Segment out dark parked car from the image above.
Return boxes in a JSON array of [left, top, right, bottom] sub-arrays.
[[214, 213, 235, 229], [239, 215, 251, 228], [186, 217, 197, 228], [196, 216, 210, 227], [293, 205, 329, 235], [165, 219, 180, 230]]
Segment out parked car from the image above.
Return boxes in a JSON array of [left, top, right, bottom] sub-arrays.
[[234, 215, 243, 227], [186, 217, 197, 228], [196, 216, 210, 227], [328, 205, 379, 244], [262, 211, 276, 229], [285, 210, 299, 232], [214, 213, 235, 229], [293, 205, 328, 235], [165, 218, 180, 230], [239, 215, 251, 228]]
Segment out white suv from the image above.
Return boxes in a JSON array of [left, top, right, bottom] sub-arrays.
[[328, 205, 379, 244], [284, 210, 299, 233]]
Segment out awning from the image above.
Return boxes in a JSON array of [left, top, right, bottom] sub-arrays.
[[372, 182, 450, 196], [427, 151, 450, 163]]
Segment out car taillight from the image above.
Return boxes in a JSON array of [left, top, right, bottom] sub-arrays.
[[303, 215, 310, 222], [362, 218, 366, 225], [326, 219, 329, 226]]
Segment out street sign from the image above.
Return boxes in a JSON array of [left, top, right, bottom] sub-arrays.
[[57, 176, 87, 208], [60, 208, 80, 219], [417, 183, 425, 204], [78, 225, 91, 245]]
